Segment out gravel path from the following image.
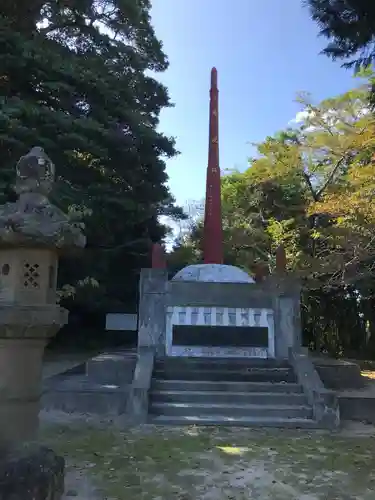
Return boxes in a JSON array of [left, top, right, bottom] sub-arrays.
[[40, 412, 375, 499]]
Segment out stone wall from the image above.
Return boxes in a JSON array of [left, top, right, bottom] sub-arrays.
[[312, 358, 365, 390], [339, 396, 375, 424], [0, 444, 64, 499], [289, 348, 340, 428], [126, 348, 155, 424], [138, 269, 168, 356], [42, 351, 137, 415]]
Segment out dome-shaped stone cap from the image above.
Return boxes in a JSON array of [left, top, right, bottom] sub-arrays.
[[172, 264, 254, 283]]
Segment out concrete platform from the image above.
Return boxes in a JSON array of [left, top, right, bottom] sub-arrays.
[[42, 376, 130, 415], [149, 415, 318, 428], [308, 356, 375, 423], [337, 375, 375, 423], [42, 348, 137, 416], [86, 351, 137, 385], [312, 356, 365, 390]]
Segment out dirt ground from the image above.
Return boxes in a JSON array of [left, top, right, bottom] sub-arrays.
[[39, 411, 375, 500]]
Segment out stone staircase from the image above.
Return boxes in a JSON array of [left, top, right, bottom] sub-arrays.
[[148, 357, 317, 427]]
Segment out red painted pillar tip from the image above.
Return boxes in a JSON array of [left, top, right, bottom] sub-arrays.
[[275, 245, 287, 273], [211, 67, 218, 88], [151, 243, 166, 269], [254, 262, 269, 283]]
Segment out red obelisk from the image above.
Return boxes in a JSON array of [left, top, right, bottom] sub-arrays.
[[151, 242, 166, 269], [203, 67, 223, 264]]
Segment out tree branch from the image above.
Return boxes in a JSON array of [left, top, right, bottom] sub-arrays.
[[302, 171, 319, 201], [316, 155, 347, 200]]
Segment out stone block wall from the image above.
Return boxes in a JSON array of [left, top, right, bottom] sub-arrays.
[[138, 269, 168, 356], [313, 358, 365, 390]]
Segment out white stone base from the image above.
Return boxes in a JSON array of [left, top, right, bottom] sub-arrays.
[[170, 346, 267, 358], [166, 306, 275, 359]]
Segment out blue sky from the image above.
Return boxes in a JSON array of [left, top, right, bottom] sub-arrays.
[[151, 0, 358, 207]]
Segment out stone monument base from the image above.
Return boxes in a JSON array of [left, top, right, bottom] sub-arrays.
[[0, 305, 67, 443], [42, 350, 137, 415]]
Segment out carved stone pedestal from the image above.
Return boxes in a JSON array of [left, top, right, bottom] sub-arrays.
[[0, 306, 68, 443]]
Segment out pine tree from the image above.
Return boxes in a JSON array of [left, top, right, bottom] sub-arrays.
[[306, 0, 375, 70], [0, 1, 183, 311]]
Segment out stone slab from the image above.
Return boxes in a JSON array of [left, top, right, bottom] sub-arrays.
[[41, 376, 130, 415], [42, 355, 91, 380], [313, 357, 365, 390], [126, 348, 155, 424], [138, 269, 167, 355], [149, 414, 317, 428], [170, 346, 268, 358], [167, 281, 273, 308], [172, 325, 269, 347], [105, 313, 137, 331], [289, 349, 339, 429], [166, 306, 275, 358], [339, 396, 375, 424], [86, 352, 137, 385]]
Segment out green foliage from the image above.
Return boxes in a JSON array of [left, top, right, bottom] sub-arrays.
[[0, 0, 184, 314], [169, 74, 375, 355], [305, 0, 375, 71]]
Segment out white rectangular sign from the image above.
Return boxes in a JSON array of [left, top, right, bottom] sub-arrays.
[[105, 313, 138, 331]]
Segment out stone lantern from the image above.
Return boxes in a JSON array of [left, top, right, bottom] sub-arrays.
[[0, 147, 85, 444]]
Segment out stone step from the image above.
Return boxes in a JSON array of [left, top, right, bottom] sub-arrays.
[[150, 402, 313, 419], [149, 414, 318, 428], [153, 368, 296, 383], [154, 358, 290, 370], [150, 390, 307, 406], [86, 352, 137, 385], [41, 376, 129, 415], [151, 379, 303, 393]]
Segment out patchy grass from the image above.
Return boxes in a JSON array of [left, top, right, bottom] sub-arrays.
[[40, 417, 375, 499]]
